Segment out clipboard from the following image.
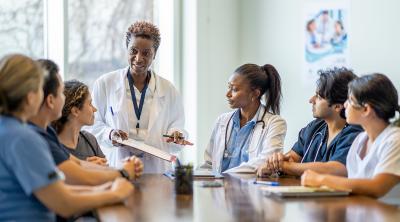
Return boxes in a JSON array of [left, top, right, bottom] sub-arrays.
[[116, 138, 176, 162]]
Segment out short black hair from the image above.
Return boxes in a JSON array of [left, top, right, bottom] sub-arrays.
[[37, 59, 60, 99], [316, 67, 357, 106]]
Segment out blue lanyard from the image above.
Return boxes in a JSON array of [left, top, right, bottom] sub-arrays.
[[127, 70, 149, 129]]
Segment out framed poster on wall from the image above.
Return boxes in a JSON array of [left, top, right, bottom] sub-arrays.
[[303, 0, 350, 81]]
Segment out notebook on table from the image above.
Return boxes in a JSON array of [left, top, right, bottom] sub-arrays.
[[261, 186, 351, 197], [193, 170, 224, 179]]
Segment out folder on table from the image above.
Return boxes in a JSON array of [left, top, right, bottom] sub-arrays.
[[261, 186, 350, 197]]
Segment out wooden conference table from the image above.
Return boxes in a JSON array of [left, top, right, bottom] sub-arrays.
[[96, 174, 400, 222]]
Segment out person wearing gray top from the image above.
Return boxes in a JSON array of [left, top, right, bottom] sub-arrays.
[[62, 130, 105, 161], [52, 80, 108, 166]]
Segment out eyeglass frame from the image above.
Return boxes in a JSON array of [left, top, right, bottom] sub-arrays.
[[346, 96, 365, 109]]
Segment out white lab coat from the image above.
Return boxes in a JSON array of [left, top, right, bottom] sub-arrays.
[[202, 105, 286, 173], [88, 67, 187, 173]]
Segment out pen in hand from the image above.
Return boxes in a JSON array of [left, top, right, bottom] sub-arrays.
[[163, 134, 185, 140], [163, 133, 194, 146]]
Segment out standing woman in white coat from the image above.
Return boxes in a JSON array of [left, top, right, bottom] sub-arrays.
[[202, 64, 287, 173], [89, 21, 192, 172]]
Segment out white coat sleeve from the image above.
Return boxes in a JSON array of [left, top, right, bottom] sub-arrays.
[[199, 117, 221, 170], [166, 87, 188, 138], [225, 116, 286, 173], [88, 78, 114, 147]]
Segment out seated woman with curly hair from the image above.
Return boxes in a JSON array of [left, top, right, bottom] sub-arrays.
[[52, 79, 107, 166]]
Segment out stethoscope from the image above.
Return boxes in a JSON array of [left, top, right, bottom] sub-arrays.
[[300, 123, 348, 163], [300, 124, 326, 163], [223, 108, 268, 159]]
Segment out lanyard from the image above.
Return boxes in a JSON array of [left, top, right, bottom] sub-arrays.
[[127, 70, 150, 129]]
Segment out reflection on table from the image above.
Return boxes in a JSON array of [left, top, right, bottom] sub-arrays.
[[96, 174, 400, 222]]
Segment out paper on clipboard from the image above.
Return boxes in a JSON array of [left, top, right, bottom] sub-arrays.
[[116, 138, 176, 162]]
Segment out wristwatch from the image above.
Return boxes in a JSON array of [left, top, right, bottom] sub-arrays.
[[119, 169, 130, 180]]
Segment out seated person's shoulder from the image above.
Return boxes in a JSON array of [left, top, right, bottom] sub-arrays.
[[80, 130, 97, 141], [344, 124, 364, 134], [5, 126, 48, 153], [383, 125, 400, 141], [303, 118, 326, 133]]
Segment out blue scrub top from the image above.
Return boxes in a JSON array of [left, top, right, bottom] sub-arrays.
[[291, 118, 363, 164], [221, 109, 256, 172], [29, 123, 70, 165], [0, 115, 61, 221]]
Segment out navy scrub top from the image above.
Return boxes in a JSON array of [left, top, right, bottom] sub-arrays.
[[292, 118, 363, 164], [29, 123, 70, 165]]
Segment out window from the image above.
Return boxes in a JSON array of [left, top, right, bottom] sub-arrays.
[[0, 0, 44, 58], [67, 0, 153, 86]]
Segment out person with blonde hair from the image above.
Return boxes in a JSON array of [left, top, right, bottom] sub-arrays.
[[0, 54, 133, 221]]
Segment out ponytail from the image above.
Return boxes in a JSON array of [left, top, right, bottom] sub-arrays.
[[261, 64, 282, 115]]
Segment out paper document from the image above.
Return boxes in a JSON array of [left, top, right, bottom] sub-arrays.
[[117, 138, 176, 162], [261, 186, 351, 197], [223, 165, 255, 174]]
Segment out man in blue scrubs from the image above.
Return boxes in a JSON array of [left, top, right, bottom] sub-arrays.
[[258, 68, 363, 177]]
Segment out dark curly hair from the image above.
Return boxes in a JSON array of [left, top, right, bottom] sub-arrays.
[[125, 21, 161, 52], [52, 80, 89, 134], [316, 67, 357, 106]]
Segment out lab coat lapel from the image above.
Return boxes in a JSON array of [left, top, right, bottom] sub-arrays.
[[113, 68, 130, 131], [215, 113, 234, 171], [147, 95, 163, 132], [114, 67, 129, 110], [249, 124, 263, 157], [248, 106, 265, 157], [147, 73, 165, 132]]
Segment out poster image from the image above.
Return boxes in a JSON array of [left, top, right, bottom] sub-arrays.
[[304, 1, 350, 81]]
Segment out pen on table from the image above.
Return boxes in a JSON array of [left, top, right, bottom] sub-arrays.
[[162, 134, 184, 140], [253, 180, 280, 186]]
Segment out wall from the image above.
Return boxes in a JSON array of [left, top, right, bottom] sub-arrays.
[[181, 0, 240, 165], [184, 0, 400, 165], [239, 0, 400, 151]]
